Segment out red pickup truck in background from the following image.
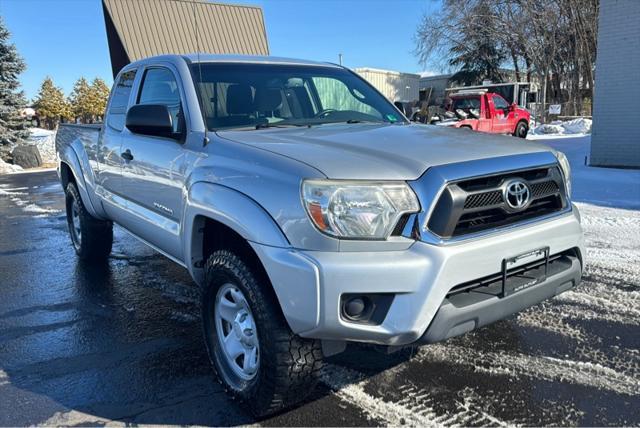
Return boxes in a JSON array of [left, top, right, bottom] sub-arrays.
[[441, 90, 531, 138]]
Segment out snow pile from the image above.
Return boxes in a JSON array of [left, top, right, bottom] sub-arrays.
[[562, 118, 592, 134], [533, 122, 565, 135], [27, 128, 57, 164], [0, 158, 23, 174], [531, 118, 592, 136]]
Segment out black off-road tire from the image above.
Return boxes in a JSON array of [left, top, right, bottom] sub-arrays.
[[65, 182, 113, 261], [514, 121, 529, 138], [202, 250, 324, 418]]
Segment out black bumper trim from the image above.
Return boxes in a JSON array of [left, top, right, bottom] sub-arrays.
[[417, 255, 582, 344]]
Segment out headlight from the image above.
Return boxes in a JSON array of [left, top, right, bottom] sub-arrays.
[[555, 151, 572, 197], [302, 180, 420, 239]]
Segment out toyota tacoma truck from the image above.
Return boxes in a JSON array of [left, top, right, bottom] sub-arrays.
[[437, 90, 531, 138], [56, 54, 584, 416]]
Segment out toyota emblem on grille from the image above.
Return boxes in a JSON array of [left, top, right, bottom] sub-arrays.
[[504, 179, 531, 211]]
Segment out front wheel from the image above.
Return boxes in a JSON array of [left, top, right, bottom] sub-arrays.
[[202, 250, 324, 417], [514, 121, 529, 138]]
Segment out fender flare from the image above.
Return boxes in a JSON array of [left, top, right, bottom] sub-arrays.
[[58, 144, 103, 219], [183, 181, 290, 284]]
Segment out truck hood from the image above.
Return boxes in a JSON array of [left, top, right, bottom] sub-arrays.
[[217, 123, 551, 180]]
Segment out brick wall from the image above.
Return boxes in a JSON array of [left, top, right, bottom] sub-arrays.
[[590, 0, 640, 168]]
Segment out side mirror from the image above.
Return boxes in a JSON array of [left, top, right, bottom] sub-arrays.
[[126, 104, 176, 139]]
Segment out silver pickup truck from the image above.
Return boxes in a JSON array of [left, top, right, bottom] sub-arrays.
[[56, 54, 584, 416]]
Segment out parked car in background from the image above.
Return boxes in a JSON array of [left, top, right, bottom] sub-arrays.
[[56, 54, 583, 417], [434, 90, 531, 138]]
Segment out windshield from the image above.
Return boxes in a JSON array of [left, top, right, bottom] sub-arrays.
[[191, 63, 405, 130]]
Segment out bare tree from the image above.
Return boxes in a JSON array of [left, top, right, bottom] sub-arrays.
[[414, 0, 599, 121]]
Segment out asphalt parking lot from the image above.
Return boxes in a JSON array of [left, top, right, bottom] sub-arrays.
[[1, 170, 639, 426]]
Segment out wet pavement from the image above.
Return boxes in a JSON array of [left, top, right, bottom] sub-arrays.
[[0, 170, 639, 426]]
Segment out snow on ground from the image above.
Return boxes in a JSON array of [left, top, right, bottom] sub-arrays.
[[0, 184, 61, 216], [530, 118, 592, 136], [27, 128, 57, 164], [528, 134, 640, 209], [0, 128, 57, 175], [0, 158, 23, 174]]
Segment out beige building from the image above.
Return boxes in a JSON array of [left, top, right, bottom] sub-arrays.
[[353, 68, 420, 103], [102, 0, 269, 77]]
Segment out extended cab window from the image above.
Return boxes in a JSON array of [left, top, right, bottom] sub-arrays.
[[107, 69, 136, 131], [137, 68, 183, 133]]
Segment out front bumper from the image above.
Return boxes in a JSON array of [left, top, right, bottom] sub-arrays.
[[251, 207, 584, 346], [418, 251, 581, 344]]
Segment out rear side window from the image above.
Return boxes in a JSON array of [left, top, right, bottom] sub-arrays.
[[107, 69, 136, 131], [137, 68, 183, 133], [452, 97, 481, 111]]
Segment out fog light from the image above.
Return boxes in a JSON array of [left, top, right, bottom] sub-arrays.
[[340, 293, 395, 325], [344, 297, 367, 319]]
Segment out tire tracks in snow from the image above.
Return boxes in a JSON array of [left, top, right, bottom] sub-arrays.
[[418, 344, 640, 396], [321, 363, 511, 427]]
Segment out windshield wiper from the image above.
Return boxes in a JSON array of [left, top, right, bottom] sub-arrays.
[[327, 119, 390, 125], [345, 119, 382, 124], [255, 122, 305, 129], [251, 120, 387, 130]]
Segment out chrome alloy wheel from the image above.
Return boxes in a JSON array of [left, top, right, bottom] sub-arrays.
[[70, 199, 82, 249], [214, 283, 260, 380]]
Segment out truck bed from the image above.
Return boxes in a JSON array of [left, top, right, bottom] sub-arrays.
[[55, 123, 102, 155]]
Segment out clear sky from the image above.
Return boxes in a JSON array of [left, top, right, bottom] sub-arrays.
[[0, 0, 442, 101]]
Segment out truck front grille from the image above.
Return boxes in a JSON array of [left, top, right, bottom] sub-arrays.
[[427, 166, 568, 238], [464, 190, 502, 209]]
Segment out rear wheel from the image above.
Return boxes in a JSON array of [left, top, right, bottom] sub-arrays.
[[514, 121, 528, 138], [65, 182, 112, 261], [202, 250, 324, 417]]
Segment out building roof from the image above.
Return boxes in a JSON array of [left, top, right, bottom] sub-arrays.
[[353, 67, 421, 78], [419, 74, 453, 82], [102, 0, 269, 77]]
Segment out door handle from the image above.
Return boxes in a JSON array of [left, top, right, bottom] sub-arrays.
[[121, 149, 134, 161]]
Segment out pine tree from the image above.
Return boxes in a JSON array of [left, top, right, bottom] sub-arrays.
[[69, 77, 92, 123], [449, 37, 506, 86], [0, 16, 29, 157], [447, 2, 506, 86], [88, 78, 110, 121], [33, 77, 71, 129]]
